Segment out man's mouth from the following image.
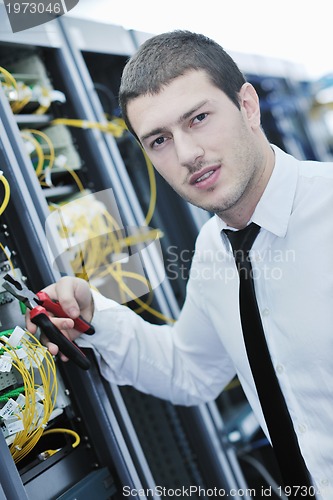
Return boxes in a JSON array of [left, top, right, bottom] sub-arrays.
[[190, 165, 220, 185], [195, 170, 215, 183]]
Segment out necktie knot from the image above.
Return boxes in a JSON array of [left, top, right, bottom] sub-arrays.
[[223, 222, 260, 261]]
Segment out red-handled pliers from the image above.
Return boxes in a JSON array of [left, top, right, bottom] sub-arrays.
[[2, 273, 94, 370]]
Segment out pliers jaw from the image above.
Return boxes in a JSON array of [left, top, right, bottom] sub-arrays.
[[2, 274, 38, 310]]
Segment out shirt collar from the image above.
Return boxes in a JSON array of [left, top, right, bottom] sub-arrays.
[[215, 145, 299, 238]]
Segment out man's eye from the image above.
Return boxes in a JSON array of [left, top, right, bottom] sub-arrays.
[[152, 136, 165, 147], [193, 113, 207, 124]]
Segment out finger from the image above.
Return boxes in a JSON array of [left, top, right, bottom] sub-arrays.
[[39, 318, 77, 360], [26, 310, 74, 335], [43, 277, 80, 318], [43, 339, 59, 356], [44, 277, 93, 321], [42, 337, 69, 362], [34, 316, 75, 334], [25, 312, 38, 334]]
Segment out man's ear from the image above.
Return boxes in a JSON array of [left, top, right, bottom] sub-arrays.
[[239, 82, 261, 129]]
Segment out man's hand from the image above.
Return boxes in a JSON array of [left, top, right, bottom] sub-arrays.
[[26, 276, 94, 362]]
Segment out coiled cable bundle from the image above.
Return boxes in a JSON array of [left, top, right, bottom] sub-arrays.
[[0, 326, 58, 463]]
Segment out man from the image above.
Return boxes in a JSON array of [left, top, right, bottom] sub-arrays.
[[27, 31, 333, 495]]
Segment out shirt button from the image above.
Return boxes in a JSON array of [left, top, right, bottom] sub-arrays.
[[276, 364, 284, 374], [262, 308, 270, 316], [321, 479, 329, 487], [297, 423, 307, 434]]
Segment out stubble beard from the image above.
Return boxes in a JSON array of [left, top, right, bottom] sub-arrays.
[[187, 142, 264, 217]]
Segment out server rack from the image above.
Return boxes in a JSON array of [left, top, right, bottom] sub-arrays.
[[0, 8, 157, 499], [0, 104, 138, 499]]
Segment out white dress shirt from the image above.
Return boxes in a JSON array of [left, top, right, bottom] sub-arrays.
[[78, 146, 333, 496]]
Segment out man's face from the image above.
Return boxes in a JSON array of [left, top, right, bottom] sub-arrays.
[[127, 69, 267, 220]]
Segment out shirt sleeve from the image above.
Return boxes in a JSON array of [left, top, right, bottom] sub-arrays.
[[77, 279, 236, 406]]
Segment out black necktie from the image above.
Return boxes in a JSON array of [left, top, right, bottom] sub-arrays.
[[224, 222, 312, 491]]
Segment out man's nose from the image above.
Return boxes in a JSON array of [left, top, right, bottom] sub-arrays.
[[174, 132, 204, 167]]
